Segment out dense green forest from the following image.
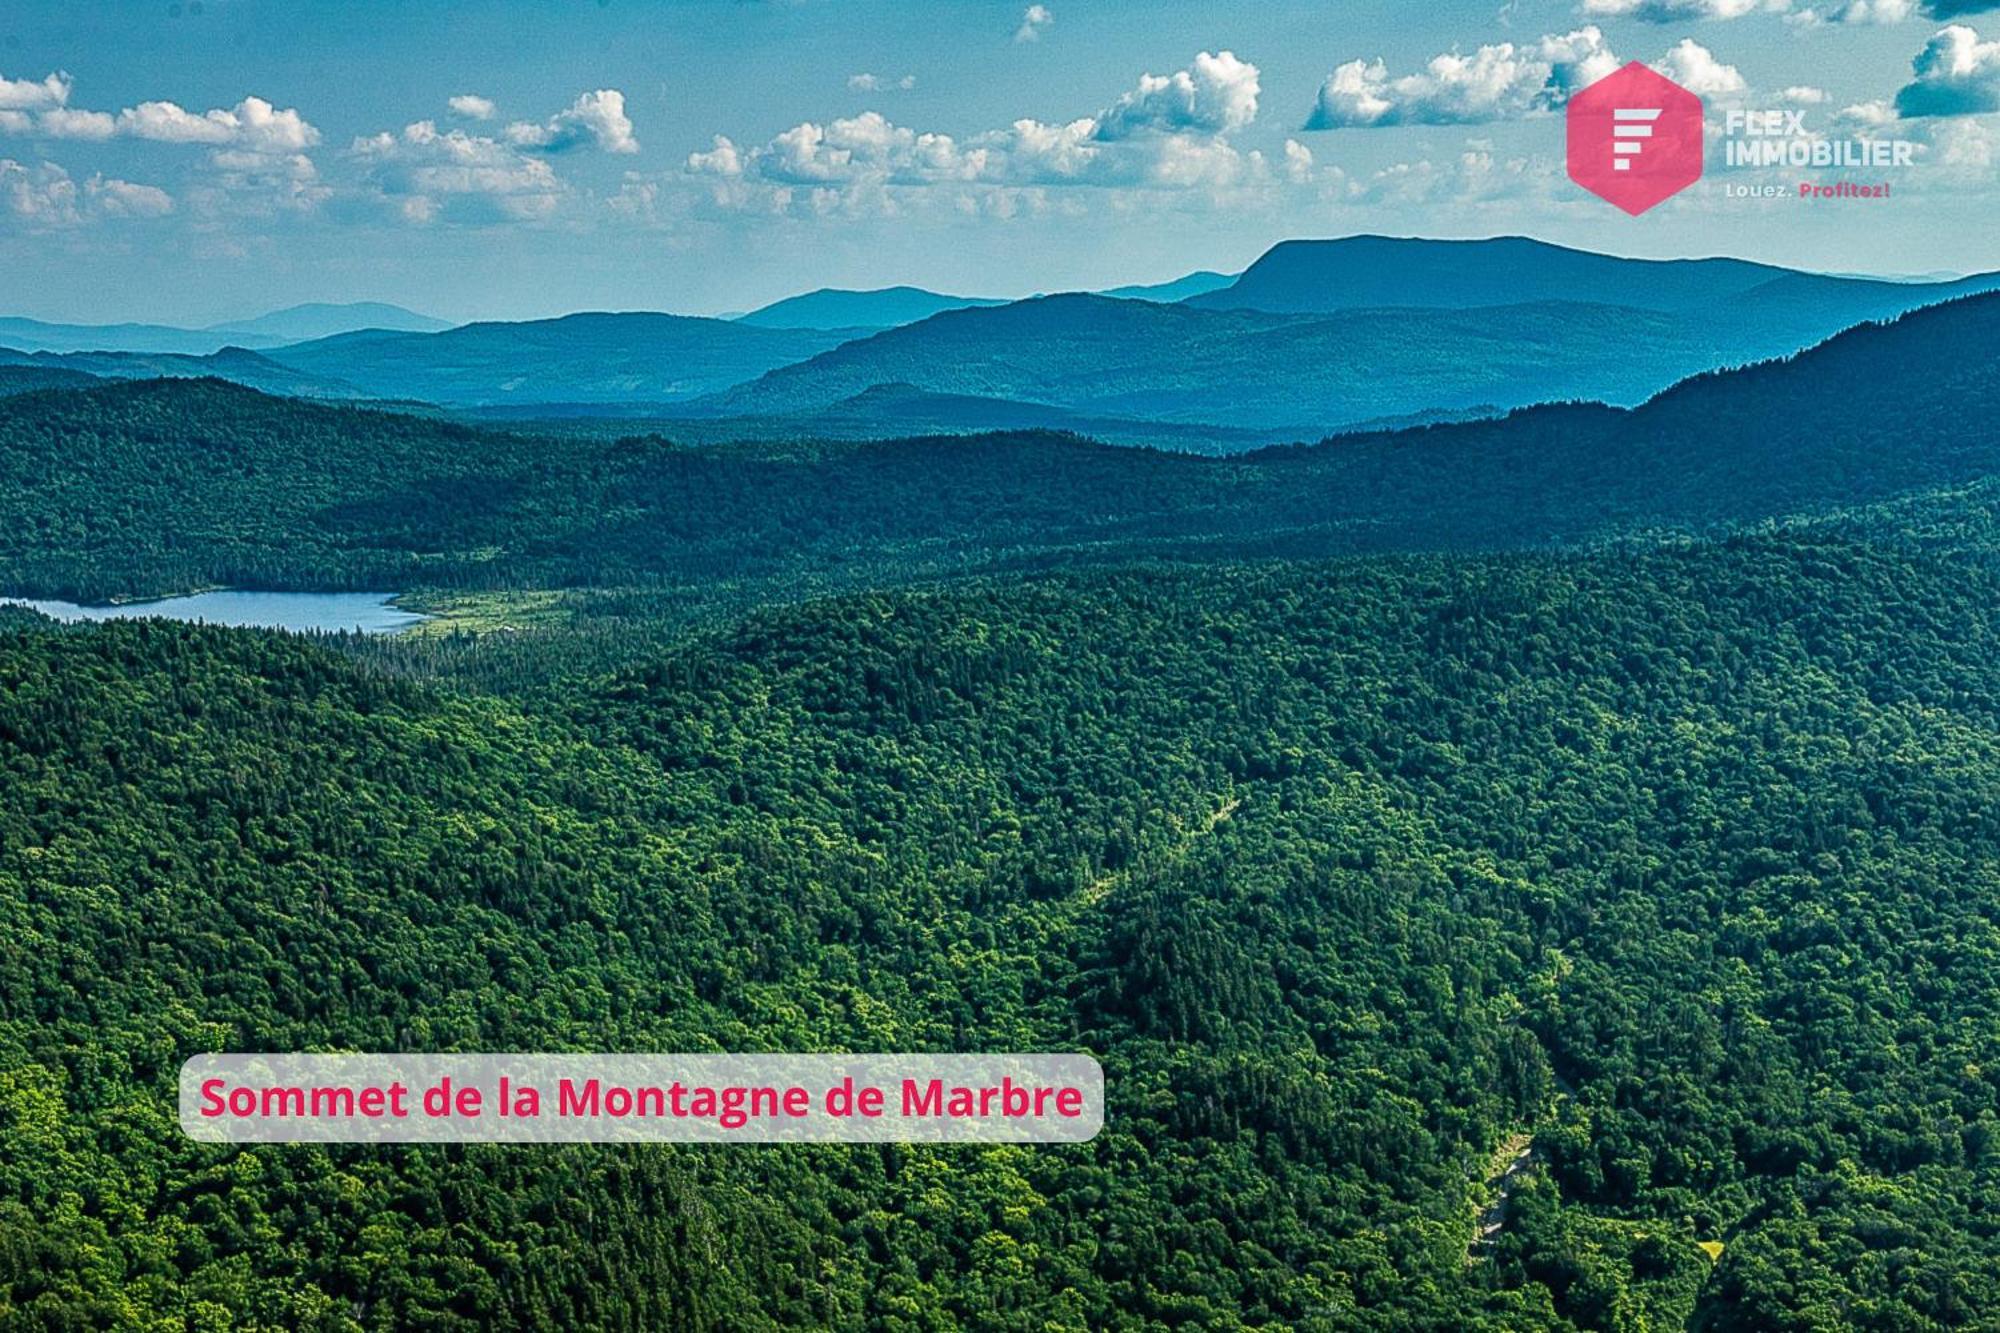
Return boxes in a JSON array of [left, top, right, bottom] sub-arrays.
[[2, 292, 1998, 605], [9, 534, 2000, 1327], [6, 290, 2000, 1328]]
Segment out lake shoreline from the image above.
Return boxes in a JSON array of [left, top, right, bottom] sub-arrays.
[[0, 590, 429, 636]]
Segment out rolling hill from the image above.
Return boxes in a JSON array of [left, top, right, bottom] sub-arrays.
[[693, 293, 1781, 432], [0, 315, 291, 356], [262, 312, 860, 405], [1189, 234, 2000, 319], [735, 286, 1008, 330], [0, 365, 100, 397], [0, 345, 360, 399], [1099, 270, 1237, 302], [5, 291, 1998, 601], [207, 300, 451, 341]]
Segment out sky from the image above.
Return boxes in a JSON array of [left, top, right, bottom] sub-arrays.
[[0, 0, 1995, 325]]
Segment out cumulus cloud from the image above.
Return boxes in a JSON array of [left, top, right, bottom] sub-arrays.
[[1580, 0, 1774, 19], [0, 71, 70, 111], [0, 157, 79, 225], [352, 88, 639, 223], [87, 175, 174, 217], [1656, 39, 1748, 96], [1015, 5, 1053, 42], [1895, 23, 2000, 114], [1096, 50, 1259, 138], [685, 51, 1269, 214], [0, 158, 172, 226], [1304, 27, 1620, 128], [1347, 142, 1560, 207], [849, 73, 917, 92], [1794, 0, 2000, 21], [1304, 32, 1749, 128], [353, 119, 561, 222], [1283, 137, 1316, 182], [117, 96, 319, 150], [502, 88, 637, 153], [0, 82, 323, 215], [1789, 0, 1919, 22], [0, 84, 320, 156], [1780, 84, 1832, 101], [38, 107, 116, 140]]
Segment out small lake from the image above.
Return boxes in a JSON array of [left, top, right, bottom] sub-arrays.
[[2, 591, 427, 635]]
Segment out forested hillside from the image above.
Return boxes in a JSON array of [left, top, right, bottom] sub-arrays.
[[3, 292, 1997, 603], [695, 295, 1739, 428], [4, 265, 2000, 1331], [10, 537, 2000, 1326]]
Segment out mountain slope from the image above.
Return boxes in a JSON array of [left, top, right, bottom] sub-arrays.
[[0, 345, 360, 399], [5, 292, 1999, 601], [1189, 235, 2000, 320], [263, 312, 858, 405], [0, 365, 100, 397], [736, 286, 1007, 330], [0, 315, 290, 356], [1099, 270, 1237, 302], [697, 293, 1781, 432], [25, 531, 2000, 1326], [208, 301, 451, 340]]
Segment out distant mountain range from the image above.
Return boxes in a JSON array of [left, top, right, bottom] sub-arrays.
[[1187, 235, 2000, 315], [0, 345, 361, 399], [207, 301, 451, 341], [465, 381, 1298, 453], [259, 312, 854, 405], [686, 293, 1777, 432], [735, 287, 1009, 330], [1099, 270, 1236, 302], [0, 302, 448, 356], [6, 291, 1998, 601], [7, 237, 1994, 442]]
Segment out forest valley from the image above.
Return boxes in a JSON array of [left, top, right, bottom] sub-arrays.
[[4, 297, 2000, 1330]]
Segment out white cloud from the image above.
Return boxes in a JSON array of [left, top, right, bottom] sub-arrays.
[[1780, 84, 1832, 102], [37, 107, 116, 140], [1283, 137, 1316, 182], [1580, 0, 1775, 19], [0, 84, 323, 215], [687, 134, 745, 177], [1789, 0, 1919, 23], [448, 94, 497, 120], [686, 51, 1269, 214], [1655, 39, 1748, 96], [1926, 112, 1995, 166], [1792, 0, 1997, 22], [353, 119, 563, 222], [1348, 142, 1560, 207], [849, 73, 917, 92], [87, 175, 174, 217], [1304, 27, 1620, 128], [1895, 23, 2000, 115], [503, 88, 637, 154], [1096, 50, 1259, 138], [0, 71, 70, 111], [117, 96, 319, 151], [353, 88, 639, 223], [0, 157, 79, 225], [1015, 5, 1053, 43], [1835, 97, 1902, 124]]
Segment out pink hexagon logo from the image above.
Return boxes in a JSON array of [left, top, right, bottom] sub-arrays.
[[1567, 62, 1703, 216]]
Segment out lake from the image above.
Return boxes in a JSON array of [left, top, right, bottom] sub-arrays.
[[1, 590, 427, 635]]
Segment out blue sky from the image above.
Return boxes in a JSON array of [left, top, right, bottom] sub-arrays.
[[0, 0, 1995, 324]]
